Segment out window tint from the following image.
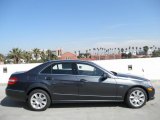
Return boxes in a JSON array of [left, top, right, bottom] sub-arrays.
[[41, 63, 73, 74], [52, 63, 73, 74], [77, 63, 103, 76], [41, 65, 52, 74]]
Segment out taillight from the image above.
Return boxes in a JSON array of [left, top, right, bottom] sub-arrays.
[[8, 77, 18, 85]]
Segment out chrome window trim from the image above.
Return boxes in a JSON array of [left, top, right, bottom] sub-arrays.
[[38, 61, 114, 78], [39, 62, 74, 75]]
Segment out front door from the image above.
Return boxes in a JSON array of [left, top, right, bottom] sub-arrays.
[[76, 63, 117, 101]]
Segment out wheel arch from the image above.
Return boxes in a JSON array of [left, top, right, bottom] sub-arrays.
[[26, 83, 52, 101], [124, 85, 149, 101]]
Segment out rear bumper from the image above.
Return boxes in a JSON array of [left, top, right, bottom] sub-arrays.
[[6, 88, 26, 102]]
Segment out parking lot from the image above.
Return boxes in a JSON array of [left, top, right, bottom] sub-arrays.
[[0, 81, 160, 120]]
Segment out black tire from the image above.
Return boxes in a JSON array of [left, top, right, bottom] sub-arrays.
[[27, 89, 51, 111], [126, 87, 147, 108]]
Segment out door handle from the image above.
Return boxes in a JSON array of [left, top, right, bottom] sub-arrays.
[[80, 79, 87, 82], [45, 76, 53, 80]]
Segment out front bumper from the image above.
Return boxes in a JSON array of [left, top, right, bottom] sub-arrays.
[[6, 88, 26, 102], [147, 87, 155, 101]]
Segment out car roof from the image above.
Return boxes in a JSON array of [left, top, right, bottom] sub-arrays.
[[45, 60, 93, 64]]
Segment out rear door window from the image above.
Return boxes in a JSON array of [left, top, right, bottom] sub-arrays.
[[41, 63, 74, 74], [52, 63, 73, 74]]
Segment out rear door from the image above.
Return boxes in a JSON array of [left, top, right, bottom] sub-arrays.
[[39, 62, 79, 101]]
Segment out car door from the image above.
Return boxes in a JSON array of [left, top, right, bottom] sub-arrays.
[[39, 62, 79, 101], [76, 63, 117, 101]]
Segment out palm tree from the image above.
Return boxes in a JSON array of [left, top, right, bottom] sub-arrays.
[[153, 45, 155, 50], [121, 48, 124, 53], [40, 50, 46, 62], [45, 49, 57, 60], [0, 53, 4, 62], [111, 48, 113, 54], [114, 48, 117, 54], [125, 48, 127, 52], [108, 49, 110, 54], [132, 47, 134, 52], [109, 48, 111, 54], [86, 50, 88, 54], [106, 49, 108, 54], [101, 48, 105, 55], [117, 48, 120, 54], [101, 48, 104, 51], [93, 48, 96, 55], [52, 54, 58, 60], [143, 46, 149, 55], [46, 49, 53, 60], [32, 48, 40, 61], [8, 48, 23, 64], [97, 48, 100, 59], [78, 50, 81, 56], [23, 51, 32, 63], [135, 47, 138, 52], [97, 48, 100, 55], [155, 47, 157, 50], [88, 49, 91, 55], [129, 46, 131, 52]]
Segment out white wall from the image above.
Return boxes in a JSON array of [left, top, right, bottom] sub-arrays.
[[0, 57, 160, 83], [0, 63, 41, 83], [93, 57, 160, 80]]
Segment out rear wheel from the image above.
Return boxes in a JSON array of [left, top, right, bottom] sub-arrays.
[[126, 87, 147, 108], [28, 89, 51, 111]]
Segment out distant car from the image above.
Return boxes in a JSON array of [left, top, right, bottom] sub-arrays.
[[6, 60, 155, 111]]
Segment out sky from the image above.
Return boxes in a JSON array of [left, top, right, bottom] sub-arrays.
[[0, 0, 160, 54]]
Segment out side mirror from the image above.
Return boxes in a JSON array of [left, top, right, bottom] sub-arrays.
[[99, 73, 108, 82], [111, 71, 117, 76]]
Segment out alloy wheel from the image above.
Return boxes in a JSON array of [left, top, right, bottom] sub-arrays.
[[129, 90, 145, 107], [30, 92, 47, 110]]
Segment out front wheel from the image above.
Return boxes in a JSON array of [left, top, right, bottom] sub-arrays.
[[126, 87, 147, 108], [28, 89, 51, 111]]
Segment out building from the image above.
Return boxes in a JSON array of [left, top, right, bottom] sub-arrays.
[[59, 52, 77, 60], [52, 49, 63, 57]]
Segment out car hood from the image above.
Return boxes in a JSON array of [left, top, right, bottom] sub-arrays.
[[115, 73, 148, 81]]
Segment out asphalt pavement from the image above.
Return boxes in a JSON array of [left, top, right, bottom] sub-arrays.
[[0, 81, 160, 120]]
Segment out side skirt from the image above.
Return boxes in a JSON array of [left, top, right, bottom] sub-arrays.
[[52, 100, 124, 103]]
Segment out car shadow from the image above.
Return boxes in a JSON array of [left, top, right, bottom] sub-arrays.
[[0, 97, 127, 110], [0, 97, 28, 109], [50, 102, 127, 108]]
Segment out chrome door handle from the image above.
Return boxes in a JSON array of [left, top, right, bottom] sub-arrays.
[[45, 76, 53, 80]]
